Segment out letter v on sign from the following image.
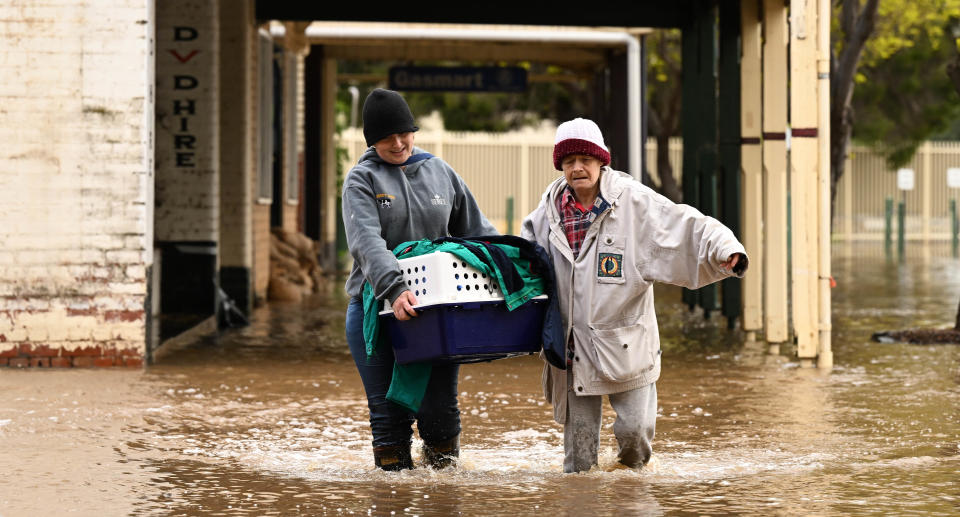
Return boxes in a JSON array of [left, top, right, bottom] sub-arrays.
[[169, 50, 200, 64]]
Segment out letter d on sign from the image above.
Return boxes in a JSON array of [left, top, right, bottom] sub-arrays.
[[174, 75, 198, 90], [175, 27, 198, 41]]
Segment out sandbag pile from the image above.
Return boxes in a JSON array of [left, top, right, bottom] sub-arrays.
[[269, 228, 325, 302]]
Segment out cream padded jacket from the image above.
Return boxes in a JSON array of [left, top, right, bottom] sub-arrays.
[[521, 168, 748, 424]]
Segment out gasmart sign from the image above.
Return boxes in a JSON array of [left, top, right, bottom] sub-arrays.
[[389, 66, 527, 92]]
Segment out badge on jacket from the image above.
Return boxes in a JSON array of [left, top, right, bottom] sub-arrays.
[[598, 253, 622, 278]]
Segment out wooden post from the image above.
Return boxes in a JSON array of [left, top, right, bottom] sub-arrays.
[[762, 0, 789, 344], [740, 0, 763, 336], [720, 0, 743, 329], [681, 16, 703, 312], [320, 57, 338, 269], [681, 3, 720, 317], [699, 5, 719, 317], [817, 0, 832, 368], [790, 0, 820, 358]]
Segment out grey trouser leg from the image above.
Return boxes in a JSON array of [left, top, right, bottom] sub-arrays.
[[564, 376, 658, 473], [609, 382, 657, 468], [564, 388, 603, 473]]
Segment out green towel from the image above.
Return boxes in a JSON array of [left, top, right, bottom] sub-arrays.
[[362, 239, 546, 412]]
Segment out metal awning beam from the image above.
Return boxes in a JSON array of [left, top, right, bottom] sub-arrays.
[[272, 24, 645, 177]]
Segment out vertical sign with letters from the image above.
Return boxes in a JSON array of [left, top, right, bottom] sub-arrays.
[[155, 1, 219, 243]]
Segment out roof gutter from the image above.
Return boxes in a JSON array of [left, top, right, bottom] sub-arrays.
[[272, 25, 643, 177]]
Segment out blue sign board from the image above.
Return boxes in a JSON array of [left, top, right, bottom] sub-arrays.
[[389, 66, 527, 92]]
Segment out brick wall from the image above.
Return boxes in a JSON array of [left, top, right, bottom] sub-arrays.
[[217, 0, 254, 316], [296, 54, 306, 234], [253, 206, 271, 301], [0, 1, 154, 367], [282, 52, 303, 233], [218, 0, 253, 270], [252, 24, 270, 303]]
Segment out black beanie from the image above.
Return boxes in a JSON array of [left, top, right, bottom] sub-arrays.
[[362, 88, 419, 146]]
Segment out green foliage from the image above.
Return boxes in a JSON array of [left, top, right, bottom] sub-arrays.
[[861, 0, 960, 66], [646, 29, 682, 97], [406, 92, 516, 132], [932, 113, 960, 140], [645, 28, 683, 136], [852, 13, 960, 167], [833, 0, 960, 87]]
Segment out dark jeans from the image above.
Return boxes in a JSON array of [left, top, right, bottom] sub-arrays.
[[345, 297, 461, 449]]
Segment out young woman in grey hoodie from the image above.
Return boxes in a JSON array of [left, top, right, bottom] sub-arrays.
[[341, 89, 498, 470]]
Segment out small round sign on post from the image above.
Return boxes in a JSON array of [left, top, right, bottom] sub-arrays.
[[897, 168, 915, 191]]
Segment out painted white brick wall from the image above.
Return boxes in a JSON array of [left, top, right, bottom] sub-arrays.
[[0, 1, 153, 363]]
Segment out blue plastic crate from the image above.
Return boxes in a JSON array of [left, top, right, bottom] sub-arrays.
[[380, 298, 547, 365]]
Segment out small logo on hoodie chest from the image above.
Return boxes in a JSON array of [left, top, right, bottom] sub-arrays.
[[431, 194, 448, 206], [376, 193, 395, 209]]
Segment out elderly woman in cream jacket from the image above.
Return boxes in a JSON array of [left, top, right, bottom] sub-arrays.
[[521, 118, 748, 473]]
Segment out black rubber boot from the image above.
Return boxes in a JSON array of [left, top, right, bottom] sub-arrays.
[[373, 444, 414, 471], [422, 435, 460, 469]]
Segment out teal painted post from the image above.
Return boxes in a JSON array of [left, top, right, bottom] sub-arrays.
[[681, 15, 702, 312], [897, 199, 906, 257], [700, 169, 719, 316], [950, 199, 958, 256], [506, 197, 514, 236], [719, 0, 742, 329], [884, 197, 893, 252], [682, 2, 719, 315], [698, 2, 719, 318]]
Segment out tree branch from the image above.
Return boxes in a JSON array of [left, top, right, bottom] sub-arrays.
[[841, 0, 857, 37], [833, 0, 880, 114], [947, 45, 960, 97], [648, 104, 663, 135], [956, 296, 960, 330], [854, 0, 880, 48]]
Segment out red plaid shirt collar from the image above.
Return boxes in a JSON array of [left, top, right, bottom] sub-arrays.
[[555, 185, 609, 258]]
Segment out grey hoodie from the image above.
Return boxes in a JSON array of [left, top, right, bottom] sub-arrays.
[[342, 146, 498, 303]]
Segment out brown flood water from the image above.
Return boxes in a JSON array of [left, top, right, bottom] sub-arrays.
[[1, 243, 958, 516]]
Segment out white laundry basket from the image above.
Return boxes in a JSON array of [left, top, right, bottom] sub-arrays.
[[379, 252, 505, 314]]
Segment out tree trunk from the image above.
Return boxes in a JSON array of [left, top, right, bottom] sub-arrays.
[[947, 46, 960, 96], [645, 30, 684, 203], [829, 0, 880, 224], [955, 297, 960, 330], [648, 97, 683, 203], [656, 134, 682, 202]]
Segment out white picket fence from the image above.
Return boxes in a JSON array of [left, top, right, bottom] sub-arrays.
[[338, 128, 960, 241]]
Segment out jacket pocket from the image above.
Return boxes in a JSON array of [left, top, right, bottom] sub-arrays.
[[590, 322, 653, 383], [596, 233, 626, 285]]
